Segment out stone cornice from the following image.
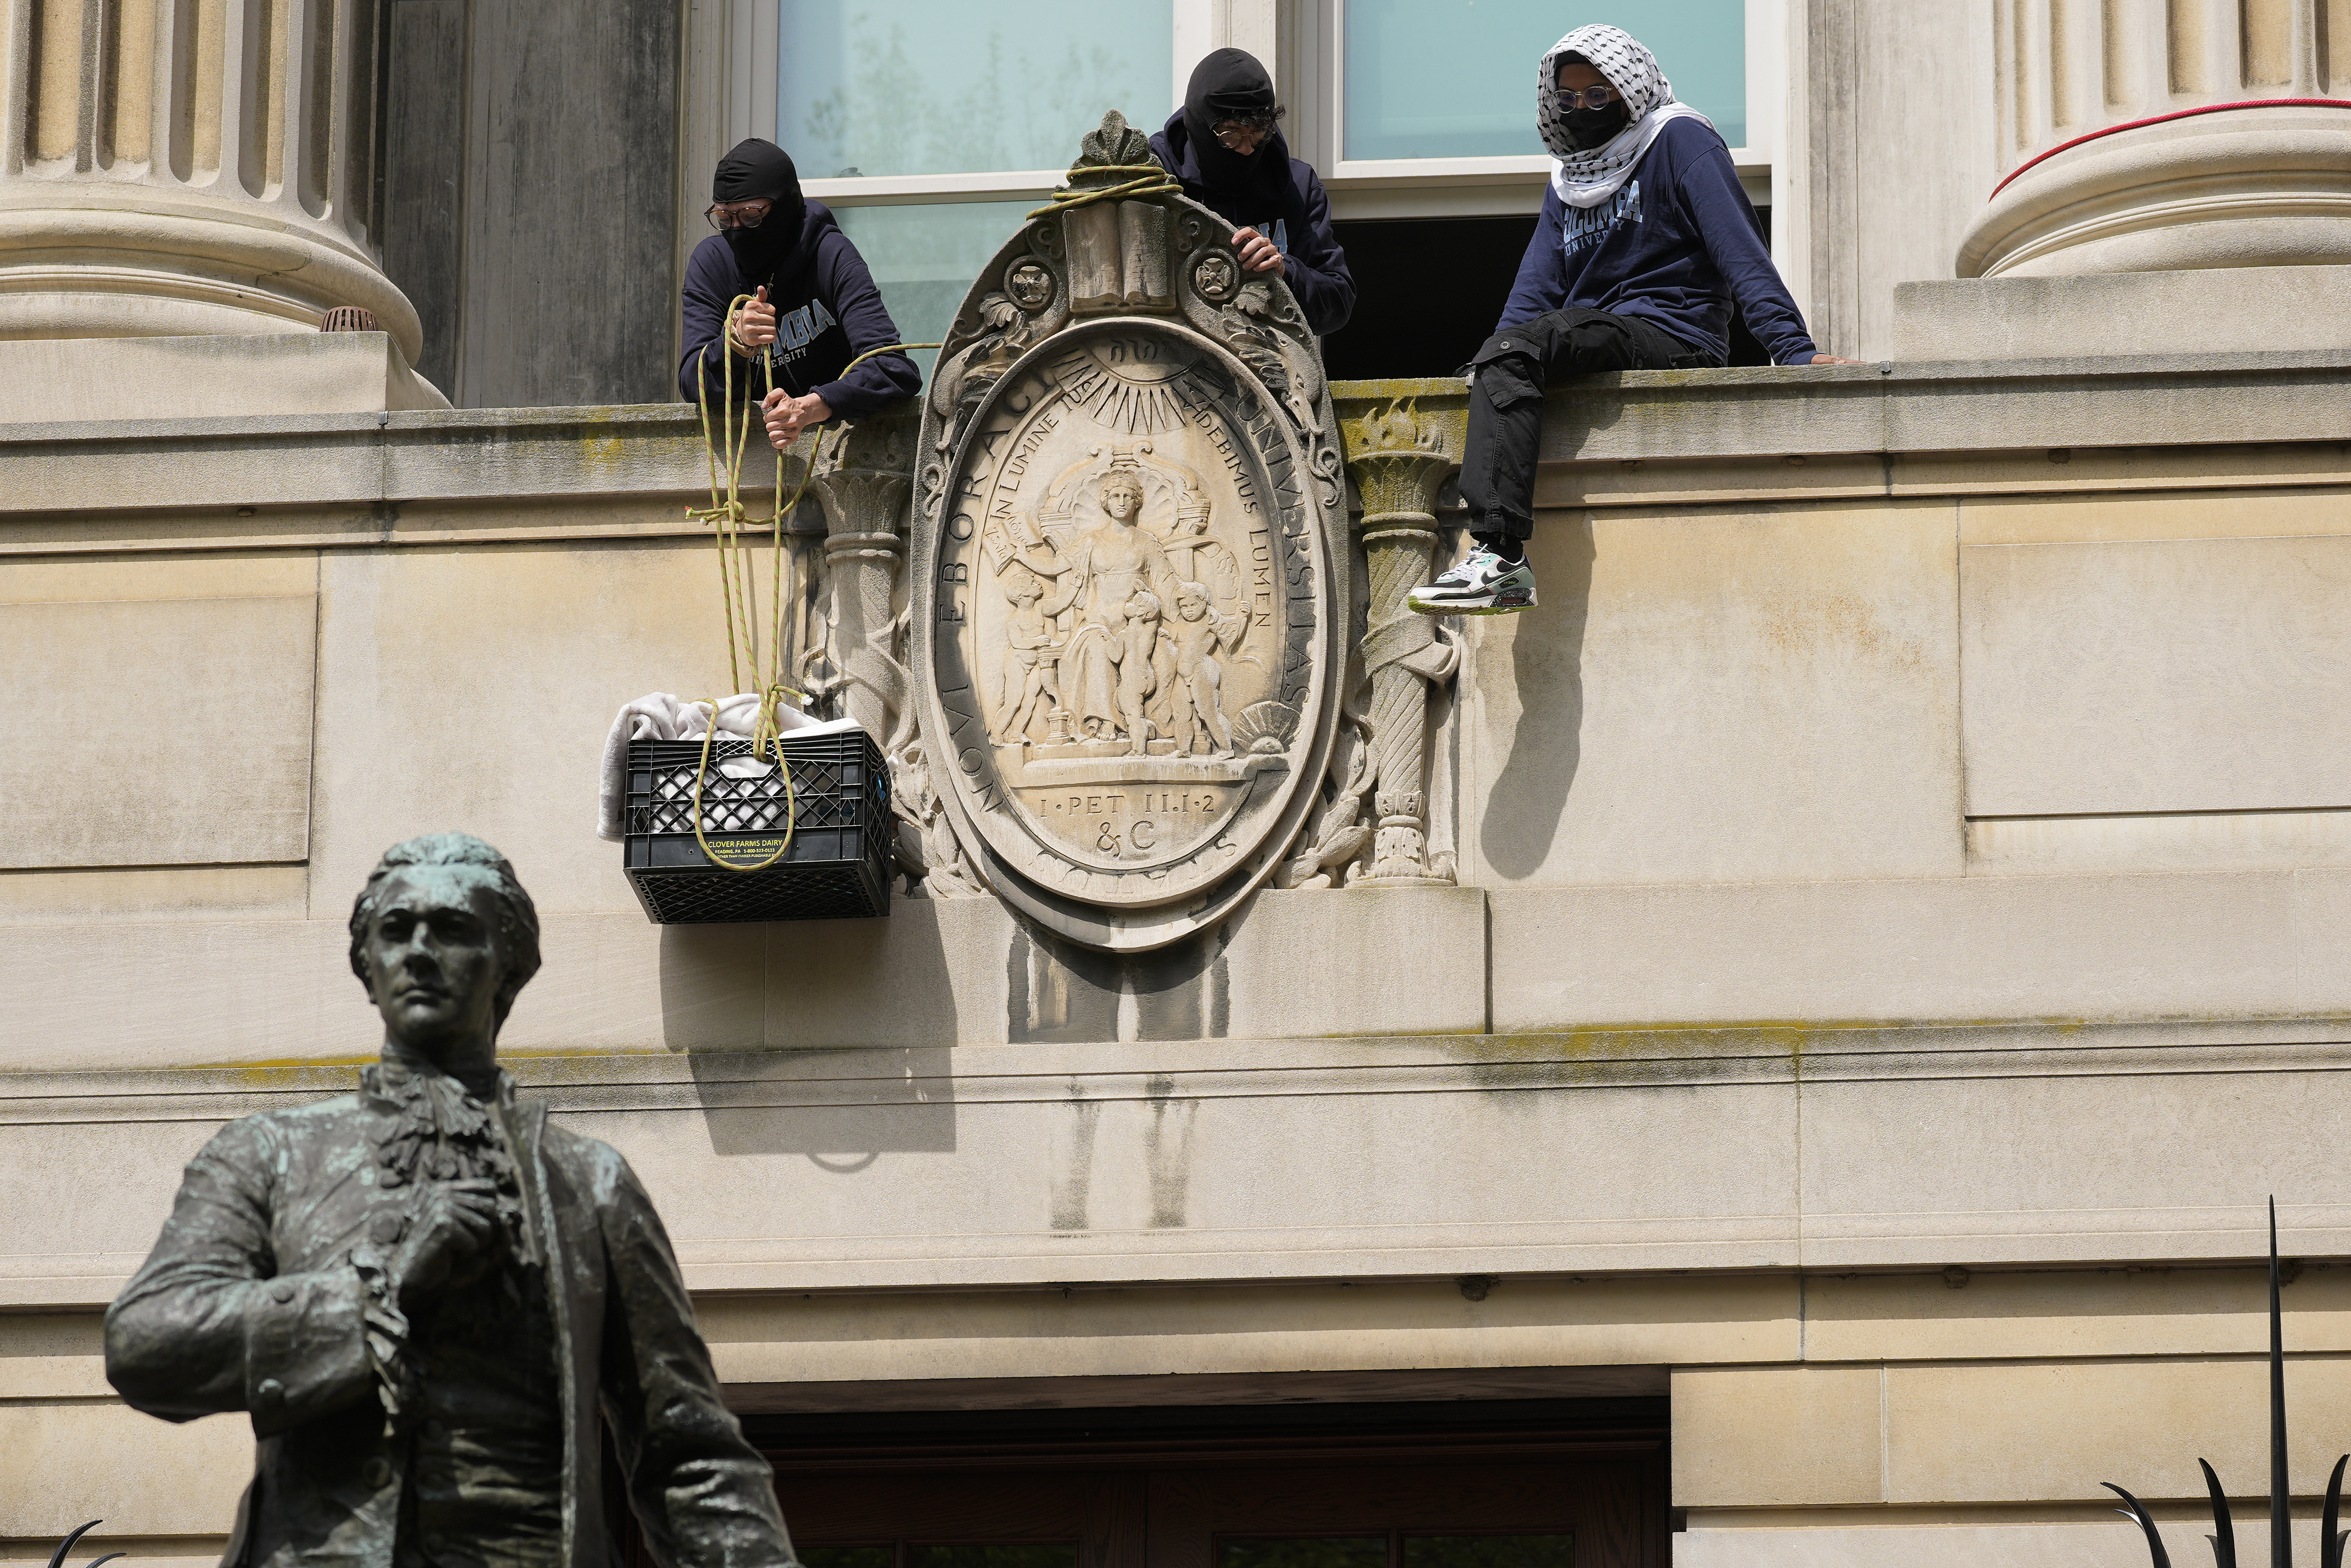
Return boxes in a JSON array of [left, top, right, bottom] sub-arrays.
[[9, 1013, 2351, 1126], [6, 355, 2351, 553]]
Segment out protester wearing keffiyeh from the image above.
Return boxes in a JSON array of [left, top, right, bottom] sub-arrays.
[[1405, 23, 1837, 620], [1535, 24, 1718, 209]]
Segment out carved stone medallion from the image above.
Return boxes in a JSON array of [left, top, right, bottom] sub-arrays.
[[911, 112, 1348, 951]]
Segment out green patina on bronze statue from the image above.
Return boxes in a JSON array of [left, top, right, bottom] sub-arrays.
[[105, 833, 799, 1568]]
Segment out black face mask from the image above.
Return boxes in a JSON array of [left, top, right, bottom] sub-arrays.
[[713, 138, 809, 286], [1562, 102, 1630, 150]]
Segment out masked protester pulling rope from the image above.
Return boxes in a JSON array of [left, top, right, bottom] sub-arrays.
[[686, 315, 936, 871]]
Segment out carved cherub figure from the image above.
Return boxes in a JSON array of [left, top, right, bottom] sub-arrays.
[[1102, 587, 1163, 756], [1166, 580, 1245, 756], [992, 564, 1059, 744]]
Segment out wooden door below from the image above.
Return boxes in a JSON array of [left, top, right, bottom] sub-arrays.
[[756, 1401, 1669, 1568]]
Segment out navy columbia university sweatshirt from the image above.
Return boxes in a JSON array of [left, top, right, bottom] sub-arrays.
[[677, 200, 922, 416], [1149, 114, 1356, 338], [1500, 117, 1816, 366]]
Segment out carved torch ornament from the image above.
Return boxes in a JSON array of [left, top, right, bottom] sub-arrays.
[[1275, 396, 1468, 891]]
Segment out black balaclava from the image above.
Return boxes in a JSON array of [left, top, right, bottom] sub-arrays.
[[1181, 48, 1286, 202], [712, 138, 809, 285], [1555, 52, 1631, 150]]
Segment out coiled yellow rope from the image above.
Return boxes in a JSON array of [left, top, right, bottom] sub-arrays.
[[685, 305, 937, 871], [1027, 164, 1180, 217]]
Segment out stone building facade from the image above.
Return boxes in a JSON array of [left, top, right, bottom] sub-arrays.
[[6, 3, 2351, 1567]]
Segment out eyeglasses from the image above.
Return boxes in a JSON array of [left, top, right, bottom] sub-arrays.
[[1212, 113, 1278, 150], [1555, 84, 1621, 109], [705, 200, 774, 232]]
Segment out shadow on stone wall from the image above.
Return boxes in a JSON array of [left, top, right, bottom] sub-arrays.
[[693, 1044, 957, 1160], [653, 920, 959, 1158], [1480, 516, 1596, 877]]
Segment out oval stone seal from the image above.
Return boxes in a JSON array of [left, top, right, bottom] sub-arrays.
[[910, 113, 1348, 951]]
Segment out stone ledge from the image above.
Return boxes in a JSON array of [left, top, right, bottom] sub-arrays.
[[1894, 268, 2351, 361], [6, 355, 2349, 535], [7, 1013, 2351, 1126]]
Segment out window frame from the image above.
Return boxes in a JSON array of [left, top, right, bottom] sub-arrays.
[[1295, 0, 1782, 219], [673, 0, 1788, 338]]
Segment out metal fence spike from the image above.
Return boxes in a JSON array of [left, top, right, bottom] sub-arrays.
[[2322, 1456, 2348, 1568], [2104, 1482, 2176, 1567], [2203, 1461, 2240, 1568], [46, 1524, 101, 1568], [2272, 1199, 2293, 1568]]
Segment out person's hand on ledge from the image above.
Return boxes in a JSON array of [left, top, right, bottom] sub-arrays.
[[763, 388, 832, 450], [1233, 227, 1286, 276], [1804, 354, 1865, 365], [730, 286, 778, 355]]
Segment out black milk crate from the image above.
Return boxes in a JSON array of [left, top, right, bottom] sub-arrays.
[[623, 730, 892, 924]]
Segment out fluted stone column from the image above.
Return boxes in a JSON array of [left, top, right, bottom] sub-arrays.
[[1344, 397, 1462, 890], [1964, 0, 2351, 275], [0, 0, 425, 364], [807, 403, 917, 747]]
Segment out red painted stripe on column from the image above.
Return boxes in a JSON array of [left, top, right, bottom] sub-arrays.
[[1989, 97, 2351, 199]]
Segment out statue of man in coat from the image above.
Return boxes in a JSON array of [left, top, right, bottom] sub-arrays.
[[105, 833, 799, 1568]]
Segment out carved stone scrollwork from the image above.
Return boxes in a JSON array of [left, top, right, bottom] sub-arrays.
[[1282, 395, 1468, 890]]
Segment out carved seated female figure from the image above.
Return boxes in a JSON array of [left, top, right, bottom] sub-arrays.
[[1033, 469, 1182, 745]]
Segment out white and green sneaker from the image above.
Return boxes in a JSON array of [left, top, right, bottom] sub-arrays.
[[1407, 546, 1537, 615]]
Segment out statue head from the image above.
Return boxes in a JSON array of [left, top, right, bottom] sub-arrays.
[[1126, 587, 1162, 625], [1003, 562, 1043, 604], [1099, 471, 1144, 522], [348, 833, 542, 1060], [1176, 581, 1209, 621]]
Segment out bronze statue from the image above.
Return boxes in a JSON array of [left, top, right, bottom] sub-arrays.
[[105, 834, 798, 1568]]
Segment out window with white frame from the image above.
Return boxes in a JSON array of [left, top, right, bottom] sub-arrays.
[[1289, 0, 1777, 218], [687, 0, 1782, 373], [1343, 0, 1746, 159], [780, 0, 1177, 371]]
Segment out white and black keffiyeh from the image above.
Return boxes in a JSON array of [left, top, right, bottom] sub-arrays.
[[1537, 24, 1716, 209]]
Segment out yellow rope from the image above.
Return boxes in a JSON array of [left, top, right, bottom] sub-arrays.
[[687, 693, 799, 872], [1027, 164, 1180, 217], [684, 304, 939, 872]]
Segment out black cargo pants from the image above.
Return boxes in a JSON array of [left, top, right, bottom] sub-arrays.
[[1458, 307, 1721, 541]]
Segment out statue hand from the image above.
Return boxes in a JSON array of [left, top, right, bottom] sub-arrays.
[[390, 1178, 504, 1301]]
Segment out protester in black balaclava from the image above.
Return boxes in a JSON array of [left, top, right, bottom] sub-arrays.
[[677, 137, 920, 450], [1150, 49, 1355, 337], [712, 138, 809, 287]]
